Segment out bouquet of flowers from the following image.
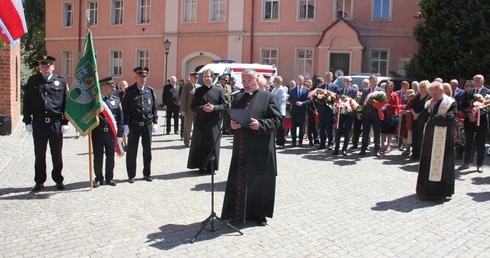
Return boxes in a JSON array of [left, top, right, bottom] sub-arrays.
[[365, 91, 389, 120], [335, 95, 360, 115], [308, 88, 337, 107], [471, 93, 490, 126]]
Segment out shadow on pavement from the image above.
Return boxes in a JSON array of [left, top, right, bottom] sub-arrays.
[[467, 191, 490, 202], [0, 191, 56, 200], [0, 181, 90, 199], [191, 181, 227, 192], [153, 170, 204, 180], [471, 176, 490, 185], [147, 220, 248, 250], [371, 194, 441, 213]]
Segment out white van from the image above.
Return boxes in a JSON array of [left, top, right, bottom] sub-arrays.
[[197, 60, 278, 89]]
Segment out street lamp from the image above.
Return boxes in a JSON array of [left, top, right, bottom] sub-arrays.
[[164, 39, 171, 84]]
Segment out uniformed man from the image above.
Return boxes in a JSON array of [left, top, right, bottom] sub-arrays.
[[23, 55, 69, 192], [122, 67, 158, 183], [92, 77, 124, 187]]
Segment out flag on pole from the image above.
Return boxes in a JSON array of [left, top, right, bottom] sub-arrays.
[[0, 0, 28, 46], [65, 29, 103, 136], [100, 102, 124, 156]]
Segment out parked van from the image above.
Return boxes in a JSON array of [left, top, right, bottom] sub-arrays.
[[197, 60, 278, 89]]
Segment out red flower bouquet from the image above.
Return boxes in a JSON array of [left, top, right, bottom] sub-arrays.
[[365, 91, 389, 120], [471, 93, 490, 126], [335, 95, 360, 115], [309, 88, 337, 108]]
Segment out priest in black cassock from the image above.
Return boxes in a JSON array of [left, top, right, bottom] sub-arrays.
[[221, 68, 282, 226], [416, 81, 457, 202], [187, 69, 228, 174]]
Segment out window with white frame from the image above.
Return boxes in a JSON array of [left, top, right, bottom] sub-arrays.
[[261, 48, 278, 66], [110, 50, 123, 76], [373, 0, 391, 20], [138, 0, 151, 24], [264, 0, 279, 20], [62, 2, 74, 27], [210, 0, 226, 22], [370, 49, 389, 76], [182, 0, 197, 23], [111, 0, 124, 25], [62, 51, 73, 76], [86, 1, 98, 26], [335, 0, 352, 19], [136, 49, 150, 70], [296, 48, 314, 79], [298, 0, 315, 20]]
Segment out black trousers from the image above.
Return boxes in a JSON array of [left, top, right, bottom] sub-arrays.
[[126, 123, 152, 179], [307, 110, 318, 143], [411, 120, 424, 159], [463, 120, 487, 166], [335, 115, 354, 151], [351, 116, 363, 148], [166, 108, 180, 133], [276, 116, 285, 146], [361, 115, 381, 152], [291, 112, 306, 144], [318, 109, 334, 146], [92, 130, 115, 183], [32, 121, 64, 184]]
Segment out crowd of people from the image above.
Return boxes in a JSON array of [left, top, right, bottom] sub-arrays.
[[21, 54, 488, 228]]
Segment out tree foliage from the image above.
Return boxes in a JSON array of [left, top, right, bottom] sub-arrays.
[[406, 0, 490, 81], [21, 0, 45, 71]]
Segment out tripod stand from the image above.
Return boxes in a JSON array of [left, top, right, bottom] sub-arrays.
[[191, 131, 243, 243]]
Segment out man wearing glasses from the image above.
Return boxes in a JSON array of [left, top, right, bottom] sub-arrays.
[[23, 55, 69, 192], [122, 67, 159, 183]]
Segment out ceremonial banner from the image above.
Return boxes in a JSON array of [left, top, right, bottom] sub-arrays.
[[65, 30, 103, 136]]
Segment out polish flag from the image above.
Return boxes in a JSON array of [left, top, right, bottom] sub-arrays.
[[0, 0, 28, 46], [100, 102, 125, 157]]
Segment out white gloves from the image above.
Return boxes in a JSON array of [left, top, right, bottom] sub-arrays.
[[61, 125, 69, 134], [124, 125, 130, 134], [25, 124, 33, 133], [152, 124, 158, 133], [117, 137, 123, 145]]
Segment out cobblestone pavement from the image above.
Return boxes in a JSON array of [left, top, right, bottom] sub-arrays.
[[0, 111, 489, 257]]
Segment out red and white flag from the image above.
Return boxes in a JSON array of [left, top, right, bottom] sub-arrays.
[[0, 0, 28, 46], [100, 102, 124, 157]]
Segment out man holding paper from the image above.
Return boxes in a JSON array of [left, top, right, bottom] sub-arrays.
[[221, 68, 282, 226]]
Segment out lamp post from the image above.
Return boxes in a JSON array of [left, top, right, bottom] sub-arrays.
[[164, 39, 171, 84]]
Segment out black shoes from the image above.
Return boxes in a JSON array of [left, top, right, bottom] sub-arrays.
[[350, 145, 358, 150], [93, 181, 100, 188], [56, 182, 65, 190], [128, 178, 135, 184], [31, 183, 44, 192], [317, 145, 325, 150], [144, 176, 153, 182], [256, 217, 267, 227], [342, 150, 347, 156], [375, 151, 382, 157], [107, 180, 117, 186], [358, 151, 366, 155], [332, 150, 339, 155], [327, 145, 333, 150]]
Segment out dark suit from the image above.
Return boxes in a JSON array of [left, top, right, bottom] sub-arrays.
[[360, 86, 384, 153], [162, 83, 181, 134], [315, 83, 338, 148], [334, 87, 357, 151], [288, 85, 309, 145], [453, 87, 465, 110], [461, 87, 490, 167]]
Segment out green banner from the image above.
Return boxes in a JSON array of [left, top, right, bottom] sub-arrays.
[[65, 29, 103, 136]]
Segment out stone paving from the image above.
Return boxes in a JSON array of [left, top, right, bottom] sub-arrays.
[[0, 110, 489, 257]]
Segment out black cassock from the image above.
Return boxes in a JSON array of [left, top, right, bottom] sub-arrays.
[[416, 97, 457, 200], [187, 85, 227, 171], [221, 89, 282, 223]]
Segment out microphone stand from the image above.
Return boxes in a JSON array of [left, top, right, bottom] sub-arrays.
[[191, 115, 243, 243]]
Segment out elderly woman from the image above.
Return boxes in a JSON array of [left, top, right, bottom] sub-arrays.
[[399, 89, 416, 155], [410, 80, 431, 161], [380, 81, 400, 153], [272, 76, 287, 148]]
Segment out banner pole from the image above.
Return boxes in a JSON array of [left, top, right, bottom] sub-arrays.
[[88, 132, 93, 189]]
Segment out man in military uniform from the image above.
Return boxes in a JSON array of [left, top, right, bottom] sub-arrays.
[[23, 55, 69, 192], [92, 77, 124, 187], [122, 67, 158, 183]]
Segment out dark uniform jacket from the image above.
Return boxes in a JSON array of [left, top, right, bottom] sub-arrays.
[[96, 95, 124, 137], [23, 73, 68, 125], [161, 84, 181, 111], [121, 83, 158, 125]]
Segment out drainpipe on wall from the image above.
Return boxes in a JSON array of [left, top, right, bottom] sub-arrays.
[[250, 0, 254, 63]]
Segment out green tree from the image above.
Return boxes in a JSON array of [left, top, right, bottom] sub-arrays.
[[21, 0, 45, 74], [406, 0, 490, 81]]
